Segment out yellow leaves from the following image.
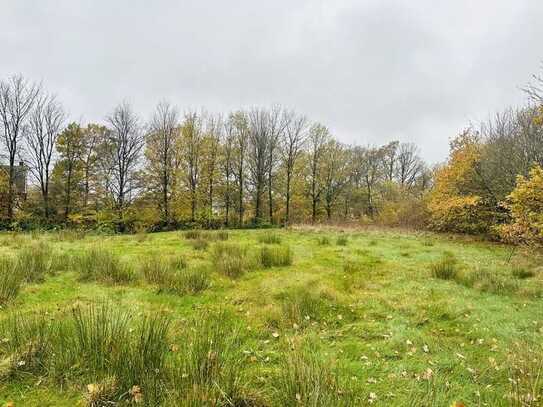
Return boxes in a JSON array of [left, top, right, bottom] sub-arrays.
[[500, 165, 543, 245]]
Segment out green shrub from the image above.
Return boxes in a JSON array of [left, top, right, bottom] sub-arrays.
[[0, 258, 23, 305], [430, 253, 458, 280], [336, 235, 348, 246], [16, 241, 54, 282], [258, 232, 281, 244], [212, 243, 252, 278], [260, 245, 292, 268], [76, 248, 135, 284], [274, 339, 353, 406]]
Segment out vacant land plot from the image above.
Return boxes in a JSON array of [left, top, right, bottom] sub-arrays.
[[0, 228, 541, 406]]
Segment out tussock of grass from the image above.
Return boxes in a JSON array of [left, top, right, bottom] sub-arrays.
[[430, 252, 458, 280], [190, 238, 209, 251], [511, 266, 535, 279], [76, 248, 135, 284], [212, 242, 252, 278], [54, 229, 86, 242], [170, 311, 248, 405], [158, 266, 210, 295], [278, 287, 326, 326], [260, 245, 292, 268], [258, 232, 282, 244], [0, 304, 171, 405], [0, 258, 23, 305], [275, 339, 353, 406], [336, 235, 348, 246], [317, 236, 331, 246], [458, 267, 519, 295], [141, 254, 186, 285], [183, 230, 202, 240], [16, 241, 55, 283]]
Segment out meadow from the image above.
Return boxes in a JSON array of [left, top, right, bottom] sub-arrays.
[[0, 227, 541, 406]]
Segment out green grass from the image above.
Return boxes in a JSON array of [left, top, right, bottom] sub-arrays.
[[0, 227, 542, 406]]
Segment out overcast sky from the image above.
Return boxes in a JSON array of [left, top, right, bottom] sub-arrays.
[[1, 0, 542, 162]]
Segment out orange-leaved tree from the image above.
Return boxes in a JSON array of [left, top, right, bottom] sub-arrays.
[[427, 131, 500, 234]]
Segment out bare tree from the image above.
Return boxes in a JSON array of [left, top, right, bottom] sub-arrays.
[[146, 101, 179, 224], [0, 74, 41, 220], [281, 110, 307, 225], [307, 123, 330, 223], [231, 111, 249, 226], [181, 111, 203, 222], [104, 102, 144, 223], [322, 140, 349, 221], [358, 146, 383, 218], [203, 114, 222, 224], [381, 141, 399, 182], [396, 142, 423, 187], [25, 93, 65, 219], [265, 105, 286, 224], [81, 124, 105, 209], [222, 116, 235, 226], [248, 108, 271, 223]]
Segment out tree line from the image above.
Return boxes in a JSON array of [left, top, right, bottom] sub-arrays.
[[1, 73, 542, 244], [0, 74, 431, 231]]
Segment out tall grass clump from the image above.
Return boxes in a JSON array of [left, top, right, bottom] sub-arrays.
[[212, 242, 252, 278], [459, 267, 519, 295], [0, 304, 172, 405], [258, 232, 281, 244], [16, 240, 54, 282], [141, 254, 186, 285], [55, 229, 86, 242], [260, 245, 292, 268], [158, 266, 210, 295], [430, 252, 459, 280], [183, 230, 202, 240], [336, 235, 348, 246], [169, 311, 249, 405], [279, 287, 326, 326], [76, 247, 134, 284], [190, 238, 209, 251], [317, 235, 331, 246], [0, 258, 23, 306], [274, 339, 353, 406]]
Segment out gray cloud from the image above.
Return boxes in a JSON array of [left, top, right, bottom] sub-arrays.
[[1, 0, 542, 162]]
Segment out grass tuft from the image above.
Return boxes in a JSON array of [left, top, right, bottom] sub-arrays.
[[317, 236, 331, 246], [336, 235, 348, 246], [16, 241, 54, 282], [260, 245, 292, 268], [76, 248, 135, 284], [0, 258, 23, 305], [275, 339, 352, 406], [212, 242, 252, 278], [430, 252, 458, 280], [258, 232, 282, 244]]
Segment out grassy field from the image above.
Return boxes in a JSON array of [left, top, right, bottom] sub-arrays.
[[0, 227, 541, 406]]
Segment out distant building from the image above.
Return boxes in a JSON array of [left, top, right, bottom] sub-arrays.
[[0, 162, 28, 198]]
